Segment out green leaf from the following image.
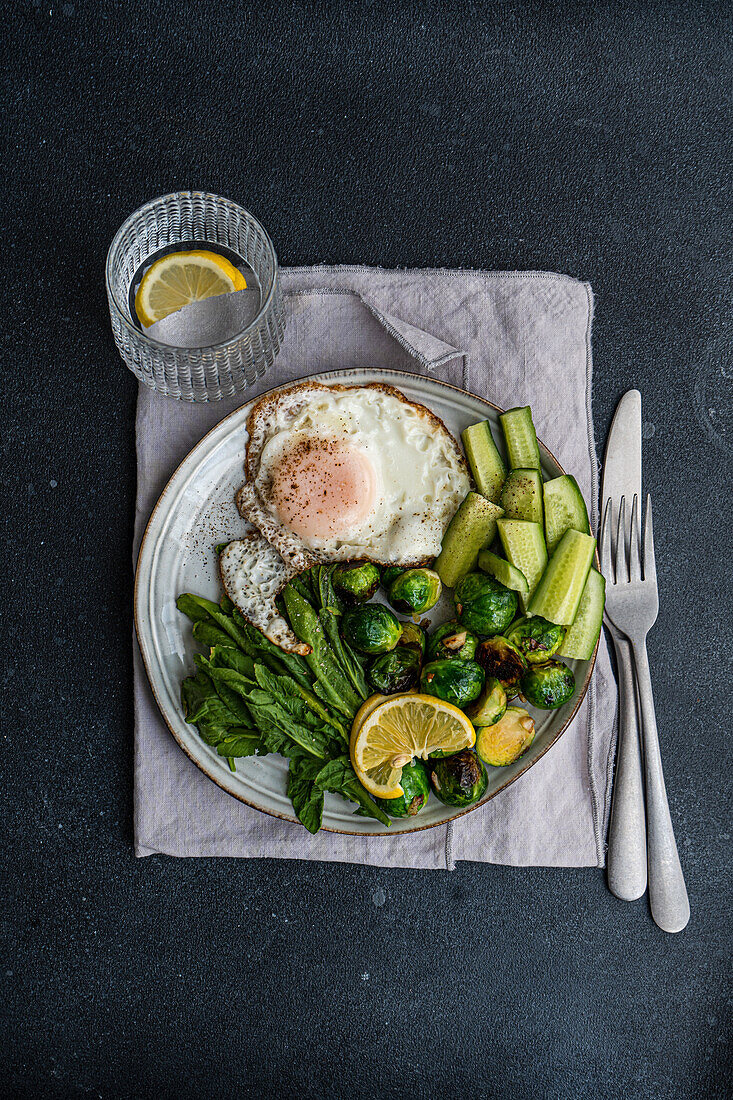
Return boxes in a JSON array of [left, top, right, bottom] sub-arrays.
[[281, 585, 361, 718], [287, 758, 324, 833], [230, 608, 314, 690], [215, 729, 261, 757]]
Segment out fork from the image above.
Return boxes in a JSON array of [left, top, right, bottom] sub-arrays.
[[601, 493, 690, 933]]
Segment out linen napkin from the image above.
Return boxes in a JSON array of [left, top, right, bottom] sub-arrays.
[[133, 266, 617, 869]]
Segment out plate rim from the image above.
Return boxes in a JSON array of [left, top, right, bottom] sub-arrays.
[[134, 367, 599, 836]]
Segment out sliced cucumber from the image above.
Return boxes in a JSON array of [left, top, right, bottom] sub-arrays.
[[477, 549, 529, 601], [434, 492, 504, 588], [461, 421, 507, 503], [528, 529, 595, 625], [496, 519, 548, 611], [499, 406, 541, 470], [558, 568, 605, 660], [499, 468, 544, 525], [543, 475, 590, 554]]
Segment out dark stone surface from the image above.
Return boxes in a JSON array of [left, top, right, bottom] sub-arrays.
[[3, 2, 731, 1097]]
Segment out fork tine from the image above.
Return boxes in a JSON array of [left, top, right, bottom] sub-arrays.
[[643, 493, 656, 584], [629, 494, 642, 582], [600, 497, 615, 580], [614, 496, 628, 583]]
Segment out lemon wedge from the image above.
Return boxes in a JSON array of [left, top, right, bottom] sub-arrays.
[[350, 693, 475, 800], [134, 249, 246, 327]]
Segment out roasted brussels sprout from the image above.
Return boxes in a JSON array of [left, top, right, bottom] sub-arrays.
[[466, 677, 507, 727], [454, 572, 517, 636], [475, 706, 536, 766], [388, 568, 442, 614], [420, 659, 484, 708], [427, 620, 479, 663], [476, 636, 527, 695], [375, 759, 430, 818], [506, 615, 566, 664], [333, 560, 381, 603], [381, 566, 406, 591], [521, 660, 575, 709], [341, 605, 402, 654], [398, 620, 427, 659], [369, 646, 422, 694], [429, 749, 488, 807]]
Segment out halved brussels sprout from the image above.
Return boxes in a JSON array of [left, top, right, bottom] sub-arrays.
[[375, 759, 430, 818], [398, 620, 427, 659], [475, 706, 536, 766], [427, 620, 479, 663], [388, 568, 442, 614], [341, 605, 402, 654], [420, 658, 484, 708], [333, 560, 381, 603], [466, 677, 507, 727], [368, 646, 422, 695], [454, 572, 517, 636], [381, 566, 406, 591], [506, 615, 566, 664], [429, 749, 488, 807], [476, 636, 527, 695], [521, 660, 575, 709]]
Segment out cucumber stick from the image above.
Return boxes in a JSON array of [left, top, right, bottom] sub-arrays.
[[461, 421, 507, 503], [435, 492, 504, 588], [558, 568, 605, 660], [528, 529, 596, 625], [543, 475, 590, 554], [496, 519, 548, 612], [499, 406, 541, 470], [499, 468, 544, 525], [477, 550, 529, 601]]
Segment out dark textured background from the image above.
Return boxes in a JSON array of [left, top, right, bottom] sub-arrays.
[[3, 1, 732, 1097]]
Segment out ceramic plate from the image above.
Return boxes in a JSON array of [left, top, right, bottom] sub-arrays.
[[134, 368, 597, 834]]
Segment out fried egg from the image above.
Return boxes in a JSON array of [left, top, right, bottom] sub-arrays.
[[222, 382, 470, 651], [218, 533, 307, 654]]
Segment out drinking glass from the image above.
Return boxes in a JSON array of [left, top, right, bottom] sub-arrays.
[[106, 191, 285, 401]]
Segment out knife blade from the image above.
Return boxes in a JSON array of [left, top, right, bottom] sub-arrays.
[[601, 389, 642, 552]]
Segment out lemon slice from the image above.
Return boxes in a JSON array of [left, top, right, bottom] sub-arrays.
[[351, 693, 475, 799], [134, 250, 246, 327]]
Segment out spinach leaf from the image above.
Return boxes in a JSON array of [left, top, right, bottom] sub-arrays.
[[287, 757, 325, 834]]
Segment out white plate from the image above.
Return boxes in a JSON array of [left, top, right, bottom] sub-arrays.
[[134, 368, 596, 835]]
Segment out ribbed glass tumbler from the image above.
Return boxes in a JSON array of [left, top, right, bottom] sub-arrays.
[[106, 192, 285, 401]]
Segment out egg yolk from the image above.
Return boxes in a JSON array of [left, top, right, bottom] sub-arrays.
[[271, 439, 377, 539]]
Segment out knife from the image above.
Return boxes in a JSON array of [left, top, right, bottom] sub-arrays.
[[602, 390, 648, 902]]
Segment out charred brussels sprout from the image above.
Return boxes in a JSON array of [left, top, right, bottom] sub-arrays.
[[506, 616, 566, 664], [454, 572, 517, 636], [466, 677, 507, 727], [381, 566, 406, 591], [375, 759, 430, 818], [388, 568, 442, 614], [521, 660, 575, 709], [427, 620, 479, 663], [398, 621, 427, 659], [475, 706, 536, 766], [341, 605, 402, 655], [420, 659, 484, 708], [369, 646, 422, 694], [429, 749, 488, 807], [476, 636, 527, 695], [333, 560, 381, 603]]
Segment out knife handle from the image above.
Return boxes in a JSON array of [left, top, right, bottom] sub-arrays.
[[606, 632, 648, 901]]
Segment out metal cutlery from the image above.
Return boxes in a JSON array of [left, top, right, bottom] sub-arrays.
[[601, 491, 690, 933], [601, 391, 647, 903]]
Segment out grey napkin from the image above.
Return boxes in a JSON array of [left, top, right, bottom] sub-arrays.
[[133, 265, 617, 869]]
